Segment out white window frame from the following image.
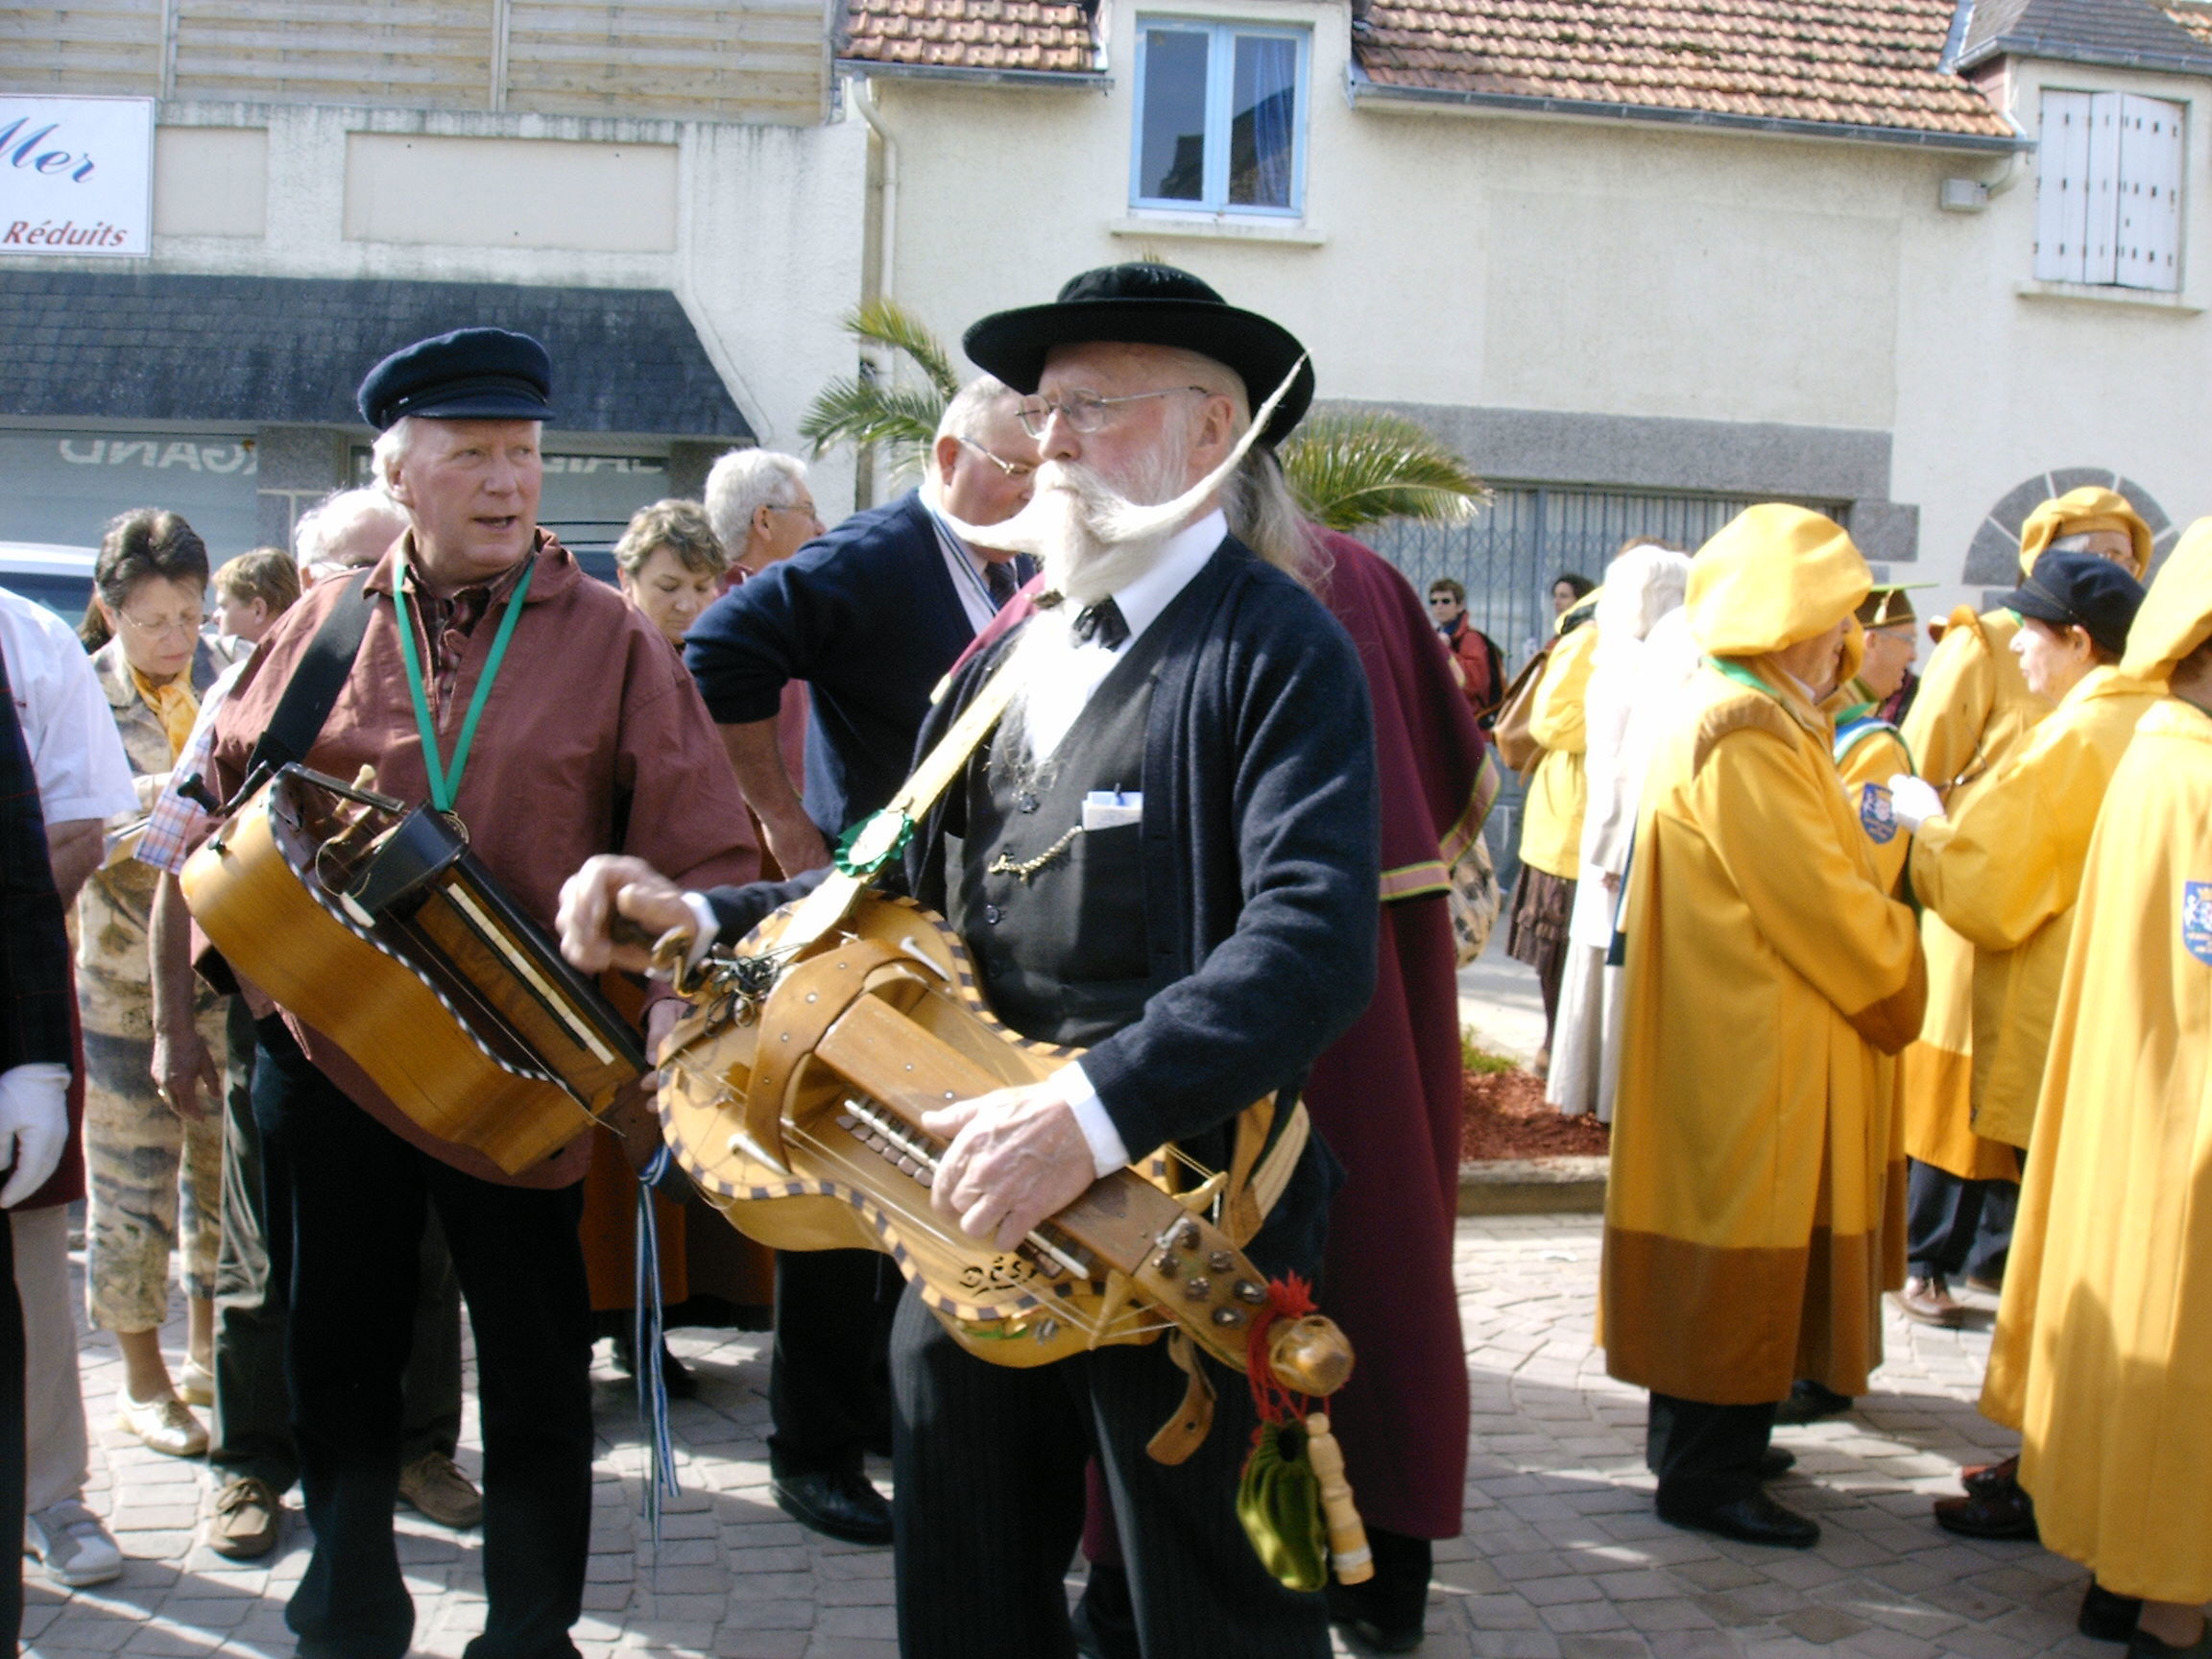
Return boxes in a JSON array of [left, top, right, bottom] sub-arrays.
[[2034, 87, 2185, 293], [1129, 19, 1310, 220]]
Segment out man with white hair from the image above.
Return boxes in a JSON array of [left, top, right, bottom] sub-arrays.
[[560, 263, 1379, 1657], [192, 327, 756, 1659], [703, 448, 823, 579], [142, 482, 479, 1560], [677, 374, 1039, 1548]]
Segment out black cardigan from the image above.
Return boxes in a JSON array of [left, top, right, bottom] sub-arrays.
[[707, 538, 1381, 1257]]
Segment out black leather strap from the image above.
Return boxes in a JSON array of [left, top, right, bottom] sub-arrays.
[[245, 570, 375, 780]]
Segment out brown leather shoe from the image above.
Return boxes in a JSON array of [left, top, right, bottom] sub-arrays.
[[207, 1476, 281, 1560], [1933, 1471, 2036, 1540], [397, 1452, 484, 1529], [1897, 1275, 1967, 1328]]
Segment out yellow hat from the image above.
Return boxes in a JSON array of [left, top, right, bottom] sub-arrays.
[[1687, 505, 1871, 658], [2122, 514, 2212, 682], [2016, 487, 2153, 578]]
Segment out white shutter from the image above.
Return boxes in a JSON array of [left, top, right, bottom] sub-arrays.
[[2115, 94, 2185, 292], [2036, 89, 2093, 283], [2083, 91, 2123, 283]]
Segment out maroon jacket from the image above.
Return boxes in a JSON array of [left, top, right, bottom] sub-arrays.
[[210, 532, 758, 1188]]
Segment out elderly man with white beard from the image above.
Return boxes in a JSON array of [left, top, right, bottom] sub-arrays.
[[560, 264, 1379, 1659]]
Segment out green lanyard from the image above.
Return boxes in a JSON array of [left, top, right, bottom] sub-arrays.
[[390, 552, 537, 813]]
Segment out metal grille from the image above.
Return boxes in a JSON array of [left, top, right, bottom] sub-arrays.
[[1365, 484, 1849, 879]]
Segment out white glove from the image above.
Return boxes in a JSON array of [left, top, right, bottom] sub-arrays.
[[0, 1063, 71, 1208], [1886, 775, 1946, 833]]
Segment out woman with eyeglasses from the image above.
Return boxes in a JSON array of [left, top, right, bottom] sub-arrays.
[[77, 507, 230, 1458]]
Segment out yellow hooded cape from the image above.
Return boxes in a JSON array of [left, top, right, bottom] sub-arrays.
[[1982, 518, 2212, 1601], [1600, 506, 1924, 1403], [2015, 486, 2154, 580], [1887, 494, 2141, 1181], [1517, 617, 1600, 880]]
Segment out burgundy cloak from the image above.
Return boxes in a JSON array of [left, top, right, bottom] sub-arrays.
[[1305, 527, 1494, 1540]]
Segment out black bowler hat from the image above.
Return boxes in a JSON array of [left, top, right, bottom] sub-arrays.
[[2002, 549, 2147, 659], [963, 263, 1313, 445], [357, 327, 556, 429]]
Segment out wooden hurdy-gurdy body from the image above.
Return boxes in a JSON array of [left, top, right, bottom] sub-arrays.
[[181, 765, 645, 1174]]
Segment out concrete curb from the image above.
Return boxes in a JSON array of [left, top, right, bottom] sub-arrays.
[[1458, 1155, 1608, 1215]]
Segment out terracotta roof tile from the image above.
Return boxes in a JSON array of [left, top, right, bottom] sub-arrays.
[[1354, 0, 2015, 136], [839, 0, 1104, 73], [839, 0, 2012, 137]]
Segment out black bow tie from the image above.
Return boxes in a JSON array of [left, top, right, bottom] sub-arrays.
[[1070, 598, 1130, 650]]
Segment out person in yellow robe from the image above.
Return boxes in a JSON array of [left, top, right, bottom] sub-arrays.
[[1893, 488, 2154, 1334], [1507, 597, 1600, 1073], [1979, 519, 2212, 1658], [1601, 505, 1924, 1550], [1887, 551, 2153, 1547]]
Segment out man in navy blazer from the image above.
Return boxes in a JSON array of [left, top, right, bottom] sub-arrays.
[[680, 377, 1038, 1547], [685, 379, 1040, 876]]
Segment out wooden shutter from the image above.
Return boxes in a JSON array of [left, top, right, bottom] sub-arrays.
[[2082, 91, 2123, 284], [2035, 89, 2093, 283], [2116, 94, 2185, 293]]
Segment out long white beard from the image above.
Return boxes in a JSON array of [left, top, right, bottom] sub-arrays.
[[934, 356, 1305, 606]]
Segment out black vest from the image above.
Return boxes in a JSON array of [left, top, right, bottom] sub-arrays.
[[956, 623, 1172, 1046]]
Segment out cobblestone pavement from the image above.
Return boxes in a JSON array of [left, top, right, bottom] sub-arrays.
[[27, 1214, 2096, 1659]]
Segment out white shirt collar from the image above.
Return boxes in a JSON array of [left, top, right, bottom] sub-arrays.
[[1101, 509, 1227, 644]]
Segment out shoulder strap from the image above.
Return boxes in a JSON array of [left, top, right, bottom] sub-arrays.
[[245, 571, 376, 780]]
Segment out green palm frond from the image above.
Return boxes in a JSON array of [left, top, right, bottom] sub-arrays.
[[1281, 412, 1489, 533], [796, 376, 946, 459], [843, 298, 961, 403]]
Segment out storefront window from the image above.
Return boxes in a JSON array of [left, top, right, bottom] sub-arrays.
[[0, 428, 261, 554]]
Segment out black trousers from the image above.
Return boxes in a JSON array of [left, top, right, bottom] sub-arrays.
[[766, 1245, 897, 1477], [1647, 1392, 1777, 1512], [214, 998, 465, 1491], [889, 1281, 1330, 1659], [1905, 1157, 2020, 1283], [1, 1208, 21, 1647], [253, 1018, 592, 1659]]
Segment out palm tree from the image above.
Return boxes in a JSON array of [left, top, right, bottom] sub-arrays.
[[1280, 411, 1488, 533], [799, 301, 1487, 531], [798, 298, 960, 475]]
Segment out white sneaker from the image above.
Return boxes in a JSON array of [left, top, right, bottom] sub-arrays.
[[117, 1390, 208, 1457], [178, 1360, 215, 1407], [24, 1501, 124, 1587]]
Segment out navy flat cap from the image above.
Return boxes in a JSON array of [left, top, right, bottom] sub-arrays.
[[2003, 549, 2147, 660], [964, 263, 1313, 445], [358, 327, 556, 429]]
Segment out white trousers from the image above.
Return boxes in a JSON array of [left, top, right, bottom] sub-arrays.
[[12, 1204, 92, 1515]]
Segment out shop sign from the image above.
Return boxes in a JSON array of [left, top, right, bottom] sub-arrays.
[[0, 96, 155, 258]]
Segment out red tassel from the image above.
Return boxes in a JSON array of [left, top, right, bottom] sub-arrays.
[[1244, 1273, 1322, 1429]]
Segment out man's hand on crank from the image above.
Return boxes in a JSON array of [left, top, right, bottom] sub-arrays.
[[923, 1081, 1097, 1250], [558, 854, 694, 974]]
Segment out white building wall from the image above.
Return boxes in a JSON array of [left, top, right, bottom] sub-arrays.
[[863, 6, 2212, 611]]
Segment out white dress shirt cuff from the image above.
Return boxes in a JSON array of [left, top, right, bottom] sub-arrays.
[[1055, 1061, 1130, 1178], [676, 891, 722, 975]]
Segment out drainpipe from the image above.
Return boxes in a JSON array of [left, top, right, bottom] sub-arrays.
[[850, 73, 898, 302]]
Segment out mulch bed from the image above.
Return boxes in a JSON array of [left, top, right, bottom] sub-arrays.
[[1461, 1067, 1612, 1162]]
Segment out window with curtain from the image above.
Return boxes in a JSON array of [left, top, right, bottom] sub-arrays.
[[1133, 20, 1306, 216]]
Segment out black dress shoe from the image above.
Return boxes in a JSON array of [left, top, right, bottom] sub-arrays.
[[1760, 1447, 1797, 1480], [771, 1470, 893, 1545], [2080, 1580, 2145, 1644], [613, 1334, 700, 1400], [1772, 1380, 1853, 1426], [1656, 1491, 1820, 1549], [1325, 1527, 1431, 1652], [1960, 1452, 2018, 1498], [1933, 1472, 2036, 1540]]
